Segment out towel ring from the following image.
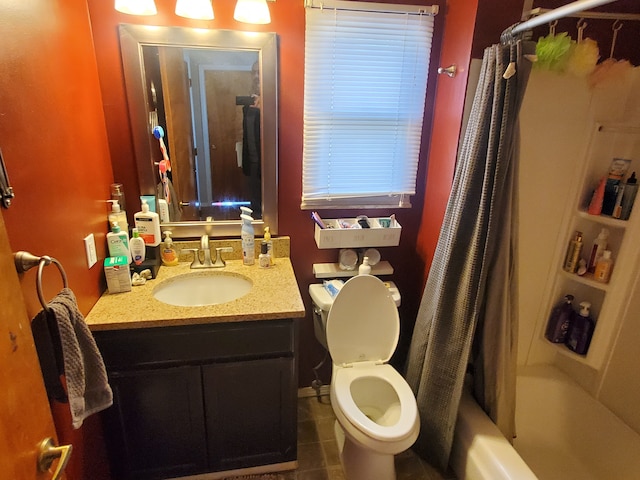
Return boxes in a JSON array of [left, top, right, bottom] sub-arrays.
[[13, 251, 69, 311]]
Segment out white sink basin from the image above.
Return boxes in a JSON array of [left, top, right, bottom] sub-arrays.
[[153, 273, 253, 307]]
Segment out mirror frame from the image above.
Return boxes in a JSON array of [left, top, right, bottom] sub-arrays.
[[119, 23, 278, 237]]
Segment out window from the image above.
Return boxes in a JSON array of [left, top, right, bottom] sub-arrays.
[[301, 0, 436, 209]]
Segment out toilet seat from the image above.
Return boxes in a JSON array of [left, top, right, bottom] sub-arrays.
[[326, 275, 399, 366], [333, 363, 419, 443]]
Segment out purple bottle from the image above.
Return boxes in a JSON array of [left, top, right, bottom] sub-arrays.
[[545, 295, 575, 343], [566, 302, 595, 355]]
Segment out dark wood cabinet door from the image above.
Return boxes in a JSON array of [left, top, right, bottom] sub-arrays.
[[106, 366, 207, 479], [203, 357, 296, 471]]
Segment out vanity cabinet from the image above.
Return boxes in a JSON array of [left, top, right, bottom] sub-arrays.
[[94, 319, 298, 480]]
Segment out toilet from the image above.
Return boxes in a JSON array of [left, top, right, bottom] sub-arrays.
[[323, 275, 420, 480]]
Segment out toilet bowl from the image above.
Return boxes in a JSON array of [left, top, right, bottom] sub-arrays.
[[325, 275, 419, 480]]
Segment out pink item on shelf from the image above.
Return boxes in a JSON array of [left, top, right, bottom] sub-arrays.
[[588, 176, 606, 215]]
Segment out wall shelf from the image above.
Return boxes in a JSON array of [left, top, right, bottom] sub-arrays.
[[312, 260, 394, 279]]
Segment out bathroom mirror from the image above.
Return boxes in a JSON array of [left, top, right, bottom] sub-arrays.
[[119, 24, 278, 237]]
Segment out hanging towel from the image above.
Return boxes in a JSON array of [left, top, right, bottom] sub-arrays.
[[46, 288, 113, 429], [31, 309, 68, 403]]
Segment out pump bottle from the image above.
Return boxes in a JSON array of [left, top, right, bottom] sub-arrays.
[[107, 222, 132, 264], [160, 231, 179, 266], [129, 228, 146, 266], [544, 294, 575, 343], [134, 200, 161, 246], [108, 200, 129, 236], [565, 301, 595, 355]]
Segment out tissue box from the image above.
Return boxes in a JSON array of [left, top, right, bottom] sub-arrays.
[[104, 256, 132, 293]]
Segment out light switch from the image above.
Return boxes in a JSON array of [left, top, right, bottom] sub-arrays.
[[84, 233, 97, 268]]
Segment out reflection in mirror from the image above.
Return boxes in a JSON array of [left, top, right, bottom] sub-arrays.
[[119, 24, 278, 237]]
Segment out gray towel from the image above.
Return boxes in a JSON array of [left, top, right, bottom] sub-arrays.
[[47, 288, 113, 429]]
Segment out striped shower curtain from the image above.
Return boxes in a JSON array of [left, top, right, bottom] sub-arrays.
[[405, 39, 535, 470]]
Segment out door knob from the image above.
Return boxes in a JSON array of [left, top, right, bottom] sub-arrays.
[[437, 64, 457, 78], [37, 437, 72, 480]]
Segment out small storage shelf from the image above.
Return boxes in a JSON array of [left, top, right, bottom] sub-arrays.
[[314, 217, 401, 249], [312, 260, 394, 279]]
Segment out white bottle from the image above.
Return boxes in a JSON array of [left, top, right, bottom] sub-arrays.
[[358, 256, 372, 275], [134, 200, 162, 246], [241, 213, 255, 265], [107, 222, 132, 264], [129, 228, 146, 266], [108, 200, 129, 236]]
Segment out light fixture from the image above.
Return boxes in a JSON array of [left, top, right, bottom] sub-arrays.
[[114, 0, 157, 16], [234, 0, 271, 24], [175, 0, 215, 20]]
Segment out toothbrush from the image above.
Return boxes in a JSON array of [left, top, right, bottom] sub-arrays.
[[152, 126, 171, 203]]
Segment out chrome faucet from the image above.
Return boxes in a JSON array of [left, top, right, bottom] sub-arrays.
[[183, 237, 233, 269], [200, 235, 213, 267]]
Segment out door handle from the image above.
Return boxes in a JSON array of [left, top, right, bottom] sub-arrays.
[[37, 437, 72, 480]]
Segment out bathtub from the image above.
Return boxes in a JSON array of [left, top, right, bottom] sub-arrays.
[[450, 364, 640, 480]]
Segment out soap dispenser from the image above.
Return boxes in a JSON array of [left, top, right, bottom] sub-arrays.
[[565, 301, 595, 355], [108, 199, 129, 236], [161, 231, 178, 266]]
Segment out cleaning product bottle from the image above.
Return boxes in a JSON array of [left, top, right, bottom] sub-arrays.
[[259, 241, 271, 268], [134, 199, 162, 246], [263, 226, 274, 265], [563, 231, 583, 273], [544, 294, 575, 343], [620, 172, 638, 220], [241, 211, 255, 266], [108, 199, 129, 236], [358, 256, 372, 275], [587, 228, 609, 274], [566, 301, 595, 355], [594, 250, 614, 283], [160, 230, 179, 266], [129, 228, 146, 266], [107, 222, 132, 264]]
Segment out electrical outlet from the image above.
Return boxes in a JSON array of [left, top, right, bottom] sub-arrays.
[[84, 233, 97, 268]]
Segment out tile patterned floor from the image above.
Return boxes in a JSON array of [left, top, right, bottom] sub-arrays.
[[273, 394, 457, 480]]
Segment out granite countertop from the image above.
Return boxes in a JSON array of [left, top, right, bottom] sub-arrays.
[[86, 254, 305, 331]]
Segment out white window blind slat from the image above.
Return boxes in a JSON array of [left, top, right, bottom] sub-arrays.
[[301, 5, 434, 208]]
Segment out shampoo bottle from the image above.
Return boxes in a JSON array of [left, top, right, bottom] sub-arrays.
[[620, 172, 638, 220], [129, 228, 146, 266], [108, 200, 129, 236], [544, 294, 575, 343], [566, 301, 595, 355], [107, 222, 132, 264], [134, 200, 162, 246], [587, 228, 609, 274], [241, 212, 255, 266], [594, 250, 613, 283], [160, 231, 179, 266], [563, 231, 583, 273]]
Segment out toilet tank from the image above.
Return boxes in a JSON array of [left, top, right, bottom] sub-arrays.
[[309, 281, 401, 349]]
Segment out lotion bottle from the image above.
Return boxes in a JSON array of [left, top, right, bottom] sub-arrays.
[[160, 231, 179, 266], [134, 199, 162, 246], [129, 228, 146, 266], [108, 200, 129, 236], [107, 222, 132, 264], [241, 212, 255, 265], [594, 250, 613, 283]]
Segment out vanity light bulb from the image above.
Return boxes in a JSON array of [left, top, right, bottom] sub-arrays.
[[175, 0, 215, 20], [234, 0, 271, 24], [115, 0, 157, 15]]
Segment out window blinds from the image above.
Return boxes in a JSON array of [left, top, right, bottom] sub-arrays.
[[301, 3, 434, 209]]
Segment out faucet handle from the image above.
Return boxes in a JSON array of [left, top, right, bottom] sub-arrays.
[[213, 247, 234, 267], [181, 248, 202, 268]]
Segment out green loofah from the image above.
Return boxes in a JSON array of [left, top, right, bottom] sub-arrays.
[[535, 32, 573, 71]]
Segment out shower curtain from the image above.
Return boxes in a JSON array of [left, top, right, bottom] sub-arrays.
[[405, 39, 535, 470]]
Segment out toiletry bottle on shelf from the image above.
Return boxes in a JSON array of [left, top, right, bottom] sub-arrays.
[[161, 231, 178, 266], [587, 177, 606, 215], [107, 222, 132, 264], [134, 199, 161, 246], [563, 231, 583, 273], [108, 200, 129, 236], [620, 172, 638, 220], [544, 294, 575, 344], [259, 241, 271, 268], [110, 183, 127, 213], [566, 301, 595, 355], [358, 256, 372, 275], [263, 226, 274, 264], [241, 211, 255, 265], [594, 250, 614, 283], [587, 228, 609, 274], [129, 228, 146, 266]]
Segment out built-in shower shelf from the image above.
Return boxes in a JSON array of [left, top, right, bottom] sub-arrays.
[[313, 260, 394, 278]]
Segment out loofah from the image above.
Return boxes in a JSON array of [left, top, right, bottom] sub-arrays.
[[535, 32, 573, 71], [589, 58, 633, 88], [566, 38, 600, 77]]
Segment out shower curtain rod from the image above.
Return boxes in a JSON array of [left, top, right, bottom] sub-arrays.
[[526, 7, 640, 22], [510, 0, 619, 35]]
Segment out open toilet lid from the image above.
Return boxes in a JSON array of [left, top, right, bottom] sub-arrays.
[[326, 275, 399, 365]]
